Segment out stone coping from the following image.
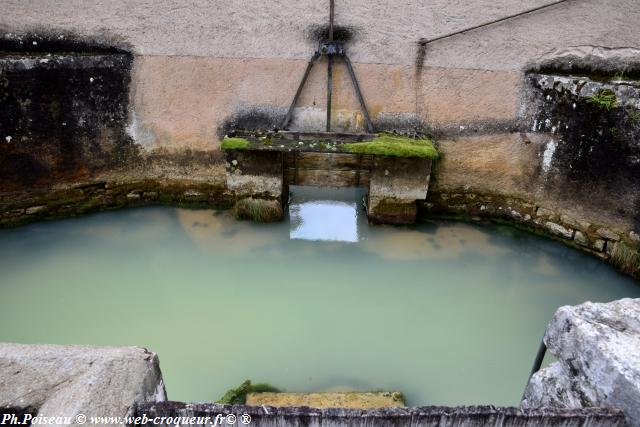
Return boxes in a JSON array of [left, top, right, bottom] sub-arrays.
[[135, 401, 626, 426]]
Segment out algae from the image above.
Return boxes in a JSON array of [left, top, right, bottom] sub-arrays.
[[216, 380, 281, 405]]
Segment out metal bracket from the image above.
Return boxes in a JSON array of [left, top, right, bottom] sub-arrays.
[[280, 0, 373, 134], [318, 41, 344, 56]]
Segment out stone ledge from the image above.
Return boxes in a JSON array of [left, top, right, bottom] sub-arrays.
[[0, 179, 232, 228], [134, 401, 625, 427], [0, 343, 166, 427]]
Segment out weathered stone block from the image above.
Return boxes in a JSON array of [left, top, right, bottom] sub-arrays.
[[369, 157, 431, 201], [522, 299, 640, 426], [574, 230, 589, 247], [593, 239, 606, 252], [0, 343, 166, 426], [561, 214, 591, 232], [184, 189, 203, 197], [544, 221, 574, 239], [368, 157, 431, 224], [25, 206, 46, 215], [536, 207, 555, 218], [225, 150, 284, 200], [597, 227, 621, 241], [368, 197, 417, 225]]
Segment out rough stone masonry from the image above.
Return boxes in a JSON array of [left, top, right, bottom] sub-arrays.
[[0, 343, 166, 426]]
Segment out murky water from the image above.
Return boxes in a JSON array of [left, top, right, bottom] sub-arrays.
[[0, 187, 638, 406]]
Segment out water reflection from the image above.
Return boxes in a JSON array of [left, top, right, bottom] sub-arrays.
[[361, 225, 509, 261], [177, 209, 279, 255], [289, 187, 361, 243], [0, 189, 638, 407]]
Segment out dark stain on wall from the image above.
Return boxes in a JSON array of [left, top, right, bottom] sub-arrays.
[[0, 32, 130, 55], [0, 35, 136, 191], [552, 100, 635, 181], [415, 40, 426, 76], [218, 106, 287, 137], [304, 24, 356, 44], [526, 74, 640, 222], [532, 82, 640, 184]]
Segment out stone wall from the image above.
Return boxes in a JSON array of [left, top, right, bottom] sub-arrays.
[[422, 72, 640, 278], [0, 51, 135, 191], [2, 1, 638, 141], [133, 401, 626, 427], [0, 1, 639, 276]]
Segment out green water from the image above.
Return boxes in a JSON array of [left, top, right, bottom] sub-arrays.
[[0, 187, 638, 406]]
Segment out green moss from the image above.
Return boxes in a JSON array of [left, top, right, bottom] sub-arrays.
[[390, 391, 405, 403], [217, 380, 251, 405], [587, 89, 618, 111], [221, 137, 250, 150], [216, 380, 281, 404], [344, 134, 438, 159], [250, 383, 281, 393]]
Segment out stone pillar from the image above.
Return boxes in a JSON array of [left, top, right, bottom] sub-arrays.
[[225, 150, 285, 221], [367, 157, 432, 224]]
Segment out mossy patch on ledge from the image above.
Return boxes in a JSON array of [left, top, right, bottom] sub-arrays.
[[221, 136, 250, 150], [344, 134, 438, 159], [216, 380, 281, 405]]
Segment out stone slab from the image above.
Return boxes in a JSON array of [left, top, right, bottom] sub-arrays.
[[246, 392, 405, 409], [0, 343, 166, 427], [522, 298, 640, 427]]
